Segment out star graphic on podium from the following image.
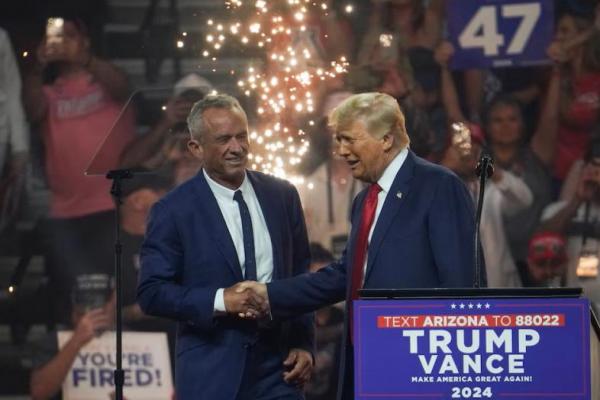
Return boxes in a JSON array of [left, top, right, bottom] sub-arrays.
[[459, 303, 466, 309], [485, 303, 491, 309], [451, 303, 457, 309], [476, 303, 482, 309], [468, 303, 474, 309]]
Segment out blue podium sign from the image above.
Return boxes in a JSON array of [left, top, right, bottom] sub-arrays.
[[354, 298, 591, 399], [447, 0, 554, 69]]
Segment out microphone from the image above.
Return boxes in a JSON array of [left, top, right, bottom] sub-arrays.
[[473, 153, 494, 288], [476, 153, 494, 179]]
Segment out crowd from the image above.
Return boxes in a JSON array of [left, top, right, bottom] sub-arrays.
[[1, 0, 600, 399]]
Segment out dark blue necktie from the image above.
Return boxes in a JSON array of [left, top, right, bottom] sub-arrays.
[[233, 190, 257, 281]]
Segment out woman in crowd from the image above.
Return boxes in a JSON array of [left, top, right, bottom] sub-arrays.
[[534, 10, 600, 185], [435, 41, 553, 278]]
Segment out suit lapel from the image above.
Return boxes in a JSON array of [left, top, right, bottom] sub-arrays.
[[248, 172, 283, 279], [364, 151, 416, 282], [191, 171, 244, 281]]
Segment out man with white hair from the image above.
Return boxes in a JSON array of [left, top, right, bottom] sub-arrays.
[[137, 93, 314, 399], [238, 92, 477, 399]]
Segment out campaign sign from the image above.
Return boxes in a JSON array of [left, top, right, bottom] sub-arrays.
[[447, 0, 554, 69], [57, 331, 173, 400], [354, 298, 591, 399]]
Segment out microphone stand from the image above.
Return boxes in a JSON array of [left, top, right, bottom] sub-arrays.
[[473, 154, 494, 288], [106, 169, 132, 400]]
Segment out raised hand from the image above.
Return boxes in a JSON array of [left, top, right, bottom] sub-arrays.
[[164, 97, 194, 126], [72, 308, 111, 347], [434, 41, 455, 68], [224, 281, 268, 318], [546, 41, 568, 64]]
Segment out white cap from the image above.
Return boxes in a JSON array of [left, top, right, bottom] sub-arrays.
[[173, 73, 213, 97]]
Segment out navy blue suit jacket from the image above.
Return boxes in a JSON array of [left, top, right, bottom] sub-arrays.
[[137, 170, 313, 400], [267, 151, 477, 399]]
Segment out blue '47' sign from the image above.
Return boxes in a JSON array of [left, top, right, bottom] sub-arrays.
[[447, 0, 554, 69]]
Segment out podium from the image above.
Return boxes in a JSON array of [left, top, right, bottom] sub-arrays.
[[355, 288, 599, 400]]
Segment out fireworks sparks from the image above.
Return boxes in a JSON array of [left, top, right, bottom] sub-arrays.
[[203, 0, 349, 183]]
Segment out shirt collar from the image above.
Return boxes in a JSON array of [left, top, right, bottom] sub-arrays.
[[377, 147, 408, 193], [203, 169, 250, 200]]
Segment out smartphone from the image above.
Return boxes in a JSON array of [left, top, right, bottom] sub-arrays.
[[451, 122, 472, 158], [46, 17, 64, 46]]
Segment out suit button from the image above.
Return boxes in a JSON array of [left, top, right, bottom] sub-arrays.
[[243, 343, 250, 349]]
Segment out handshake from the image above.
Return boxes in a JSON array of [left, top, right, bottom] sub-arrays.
[[223, 281, 270, 319]]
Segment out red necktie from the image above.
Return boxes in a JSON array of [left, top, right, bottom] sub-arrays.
[[350, 183, 381, 342]]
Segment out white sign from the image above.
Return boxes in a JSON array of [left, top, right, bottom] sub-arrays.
[[57, 331, 173, 400]]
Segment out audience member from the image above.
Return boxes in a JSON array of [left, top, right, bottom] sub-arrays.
[[22, 16, 135, 323], [29, 168, 175, 400], [539, 139, 600, 309], [357, 0, 443, 66], [408, 46, 446, 153], [440, 122, 533, 287], [346, 64, 435, 157], [436, 42, 553, 267], [29, 274, 115, 400], [482, 97, 553, 267], [305, 243, 344, 400], [304, 1, 353, 61], [121, 73, 210, 184], [522, 231, 568, 287], [0, 27, 29, 233], [118, 170, 176, 366], [535, 10, 600, 184]]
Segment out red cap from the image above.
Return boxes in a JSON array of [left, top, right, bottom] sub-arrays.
[[527, 232, 567, 265]]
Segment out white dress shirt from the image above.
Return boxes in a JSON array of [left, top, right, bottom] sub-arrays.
[[363, 147, 409, 275], [203, 170, 274, 313]]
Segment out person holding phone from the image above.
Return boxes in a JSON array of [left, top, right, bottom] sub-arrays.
[[540, 137, 600, 312], [29, 274, 115, 400], [120, 73, 212, 185], [23, 15, 136, 325]]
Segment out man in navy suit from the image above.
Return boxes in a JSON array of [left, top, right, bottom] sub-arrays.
[[238, 92, 477, 399], [137, 94, 314, 399]]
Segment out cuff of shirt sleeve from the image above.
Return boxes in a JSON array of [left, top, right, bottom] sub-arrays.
[[213, 288, 227, 315]]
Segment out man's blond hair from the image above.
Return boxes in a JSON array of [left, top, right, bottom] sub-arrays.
[[328, 92, 410, 148]]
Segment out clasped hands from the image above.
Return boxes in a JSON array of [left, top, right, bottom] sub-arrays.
[[223, 282, 313, 385], [223, 281, 270, 319]]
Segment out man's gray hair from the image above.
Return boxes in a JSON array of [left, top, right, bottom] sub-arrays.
[[186, 93, 248, 140]]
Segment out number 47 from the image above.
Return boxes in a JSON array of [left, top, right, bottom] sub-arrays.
[[459, 3, 541, 56]]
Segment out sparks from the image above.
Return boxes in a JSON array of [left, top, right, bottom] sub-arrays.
[[201, 0, 349, 182]]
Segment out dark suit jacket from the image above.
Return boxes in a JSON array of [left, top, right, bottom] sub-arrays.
[[137, 170, 314, 400], [267, 151, 478, 399]]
